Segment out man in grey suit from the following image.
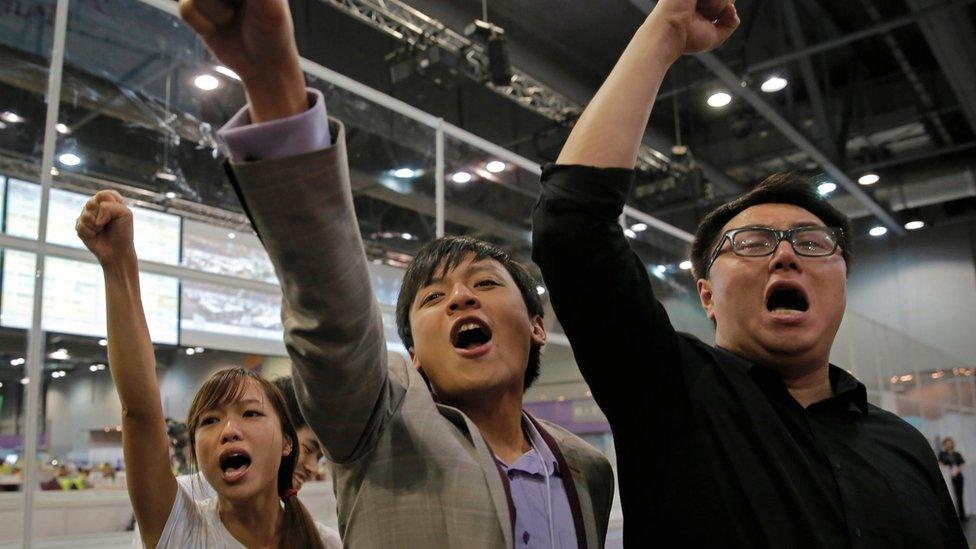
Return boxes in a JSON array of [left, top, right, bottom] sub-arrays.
[[178, 0, 615, 547]]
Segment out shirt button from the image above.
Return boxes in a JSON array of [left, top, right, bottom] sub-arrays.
[[508, 470, 516, 479], [852, 527, 862, 537], [523, 531, 530, 544]]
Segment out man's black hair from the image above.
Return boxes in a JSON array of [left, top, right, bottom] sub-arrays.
[[395, 236, 545, 390], [690, 173, 853, 279], [271, 375, 308, 430]]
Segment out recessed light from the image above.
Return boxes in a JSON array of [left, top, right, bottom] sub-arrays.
[[707, 92, 732, 108], [817, 182, 837, 195], [654, 265, 667, 274], [1, 111, 24, 124], [869, 226, 888, 237], [451, 171, 473, 184], [904, 220, 925, 230], [58, 153, 81, 166], [186, 348, 196, 355], [98, 339, 107, 346], [165, 191, 177, 199], [227, 232, 236, 240], [193, 74, 220, 91], [623, 229, 636, 239], [631, 223, 648, 232], [679, 260, 692, 270], [393, 168, 417, 178], [760, 76, 788, 93], [55, 123, 71, 134], [214, 65, 241, 81], [485, 160, 506, 173], [858, 173, 880, 186]]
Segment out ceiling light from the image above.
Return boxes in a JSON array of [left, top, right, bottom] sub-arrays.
[[536, 285, 546, 295], [20, 377, 29, 385], [451, 171, 473, 184], [165, 191, 177, 199], [631, 223, 648, 232], [760, 76, 788, 93], [0, 121, 7, 130], [89, 365, 99, 372], [48, 348, 69, 360], [400, 233, 415, 241], [193, 347, 204, 353], [55, 123, 71, 134], [58, 153, 81, 166], [858, 173, 880, 186], [869, 226, 888, 237], [10, 358, 24, 366], [904, 220, 925, 230], [227, 232, 236, 240], [155, 168, 177, 182], [193, 74, 220, 91], [485, 160, 506, 173], [707, 92, 732, 108], [817, 182, 837, 195], [654, 265, 667, 274], [186, 348, 196, 355], [98, 339, 107, 347], [214, 65, 241, 81], [679, 260, 693, 270], [0, 382, 3, 388], [1, 111, 24, 124], [393, 168, 417, 178], [623, 229, 636, 239]]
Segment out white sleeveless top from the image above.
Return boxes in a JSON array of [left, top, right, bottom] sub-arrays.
[[154, 483, 342, 548]]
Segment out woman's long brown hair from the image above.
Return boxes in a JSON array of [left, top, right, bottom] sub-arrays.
[[186, 368, 325, 549]]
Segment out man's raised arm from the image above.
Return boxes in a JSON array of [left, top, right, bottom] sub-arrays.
[[180, 0, 400, 463]]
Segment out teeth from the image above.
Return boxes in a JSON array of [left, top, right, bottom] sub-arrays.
[[772, 308, 802, 315]]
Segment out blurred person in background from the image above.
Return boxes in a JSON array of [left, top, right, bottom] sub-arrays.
[[939, 437, 967, 521], [76, 191, 339, 548], [532, 0, 966, 546]]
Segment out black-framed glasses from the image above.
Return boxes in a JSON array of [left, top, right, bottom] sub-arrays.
[[705, 226, 844, 277]]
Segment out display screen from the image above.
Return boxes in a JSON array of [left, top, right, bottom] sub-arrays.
[[182, 219, 276, 282]]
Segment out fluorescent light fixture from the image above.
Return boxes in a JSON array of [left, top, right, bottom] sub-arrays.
[[679, 260, 693, 270], [631, 223, 648, 232], [215, 65, 241, 81], [98, 339, 108, 346], [817, 182, 837, 195], [535, 285, 546, 295], [904, 220, 925, 230], [760, 76, 788, 93], [55, 123, 71, 134], [155, 169, 177, 182], [451, 171, 473, 184], [193, 74, 220, 91], [623, 229, 637, 239], [869, 226, 888, 237], [707, 92, 732, 108], [485, 160, 506, 173], [58, 153, 81, 166], [858, 173, 879, 186], [0, 111, 24, 123], [393, 168, 417, 178]]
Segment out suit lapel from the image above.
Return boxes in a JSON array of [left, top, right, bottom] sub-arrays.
[[437, 404, 515, 549]]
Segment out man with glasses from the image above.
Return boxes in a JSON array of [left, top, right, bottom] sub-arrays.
[[531, 0, 966, 546]]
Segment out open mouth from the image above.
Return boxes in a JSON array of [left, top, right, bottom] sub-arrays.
[[219, 450, 252, 482], [451, 318, 493, 350], [766, 285, 809, 314]]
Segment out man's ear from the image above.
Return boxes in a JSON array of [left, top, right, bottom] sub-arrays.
[[697, 278, 716, 321], [409, 347, 424, 376], [529, 315, 546, 347]]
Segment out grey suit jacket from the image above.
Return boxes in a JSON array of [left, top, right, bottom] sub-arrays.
[[226, 118, 615, 548]]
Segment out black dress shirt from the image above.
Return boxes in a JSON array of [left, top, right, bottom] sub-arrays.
[[531, 164, 966, 548]]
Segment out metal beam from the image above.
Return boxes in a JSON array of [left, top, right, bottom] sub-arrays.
[[906, 0, 976, 137], [693, 52, 906, 234], [658, 0, 976, 100], [782, 0, 839, 159]]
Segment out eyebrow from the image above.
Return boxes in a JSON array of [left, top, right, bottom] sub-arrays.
[[425, 262, 502, 286]]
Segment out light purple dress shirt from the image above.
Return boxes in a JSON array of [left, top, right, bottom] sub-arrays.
[[218, 90, 579, 548]]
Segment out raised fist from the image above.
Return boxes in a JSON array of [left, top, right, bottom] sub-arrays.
[[650, 0, 739, 57], [75, 190, 136, 267]]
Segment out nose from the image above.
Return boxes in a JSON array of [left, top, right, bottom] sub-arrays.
[[769, 238, 802, 273], [219, 419, 243, 444], [447, 283, 480, 313]]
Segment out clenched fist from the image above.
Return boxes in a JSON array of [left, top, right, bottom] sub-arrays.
[[650, 0, 739, 59], [75, 190, 136, 267], [178, 0, 307, 122]]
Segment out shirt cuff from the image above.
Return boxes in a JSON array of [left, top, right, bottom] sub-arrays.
[[218, 88, 333, 163]]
